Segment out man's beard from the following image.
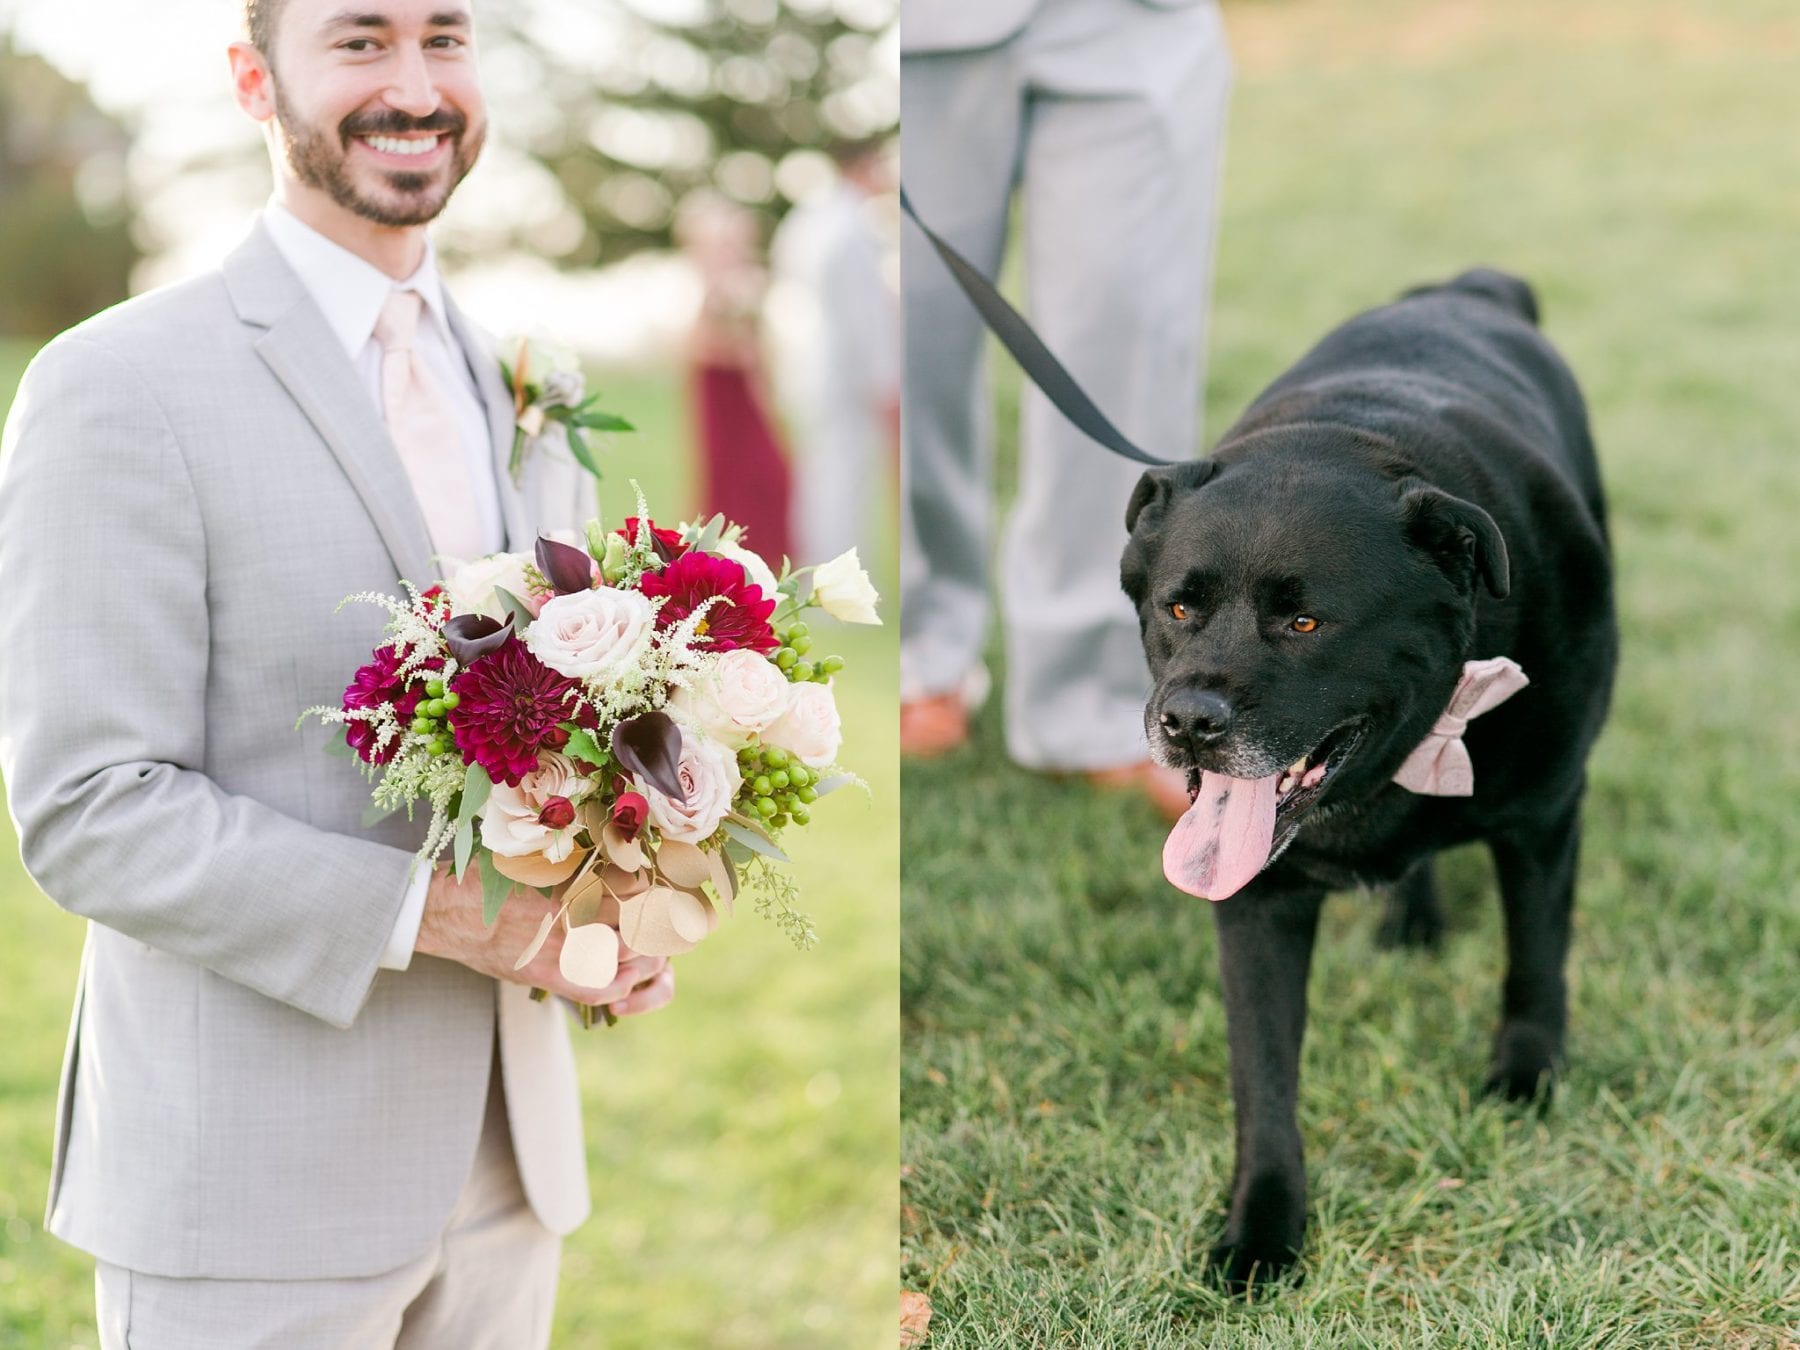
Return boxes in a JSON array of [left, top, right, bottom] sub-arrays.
[[274, 90, 483, 227]]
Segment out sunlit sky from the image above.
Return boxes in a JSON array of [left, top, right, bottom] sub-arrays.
[[0, 0, 897, 361]]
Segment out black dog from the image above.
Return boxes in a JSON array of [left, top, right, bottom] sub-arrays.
[[1120, 269, 1616, 1287]]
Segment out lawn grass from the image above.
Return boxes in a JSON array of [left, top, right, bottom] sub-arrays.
[[0, 340, 898, 1347], [901, 2, 1800, 1344]]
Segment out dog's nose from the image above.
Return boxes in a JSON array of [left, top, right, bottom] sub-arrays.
[[1159, 688, 1234, 744]]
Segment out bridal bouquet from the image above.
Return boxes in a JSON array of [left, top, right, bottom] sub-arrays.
[[303, 499, 881, 1022]]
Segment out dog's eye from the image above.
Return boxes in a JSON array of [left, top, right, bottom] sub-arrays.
[[1170, 603, 1189, 621], [1290, 615, 1320, 633]]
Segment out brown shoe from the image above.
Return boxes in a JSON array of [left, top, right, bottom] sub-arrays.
[[1085, 761, 1193, 823], [900, 693, 969, 758]]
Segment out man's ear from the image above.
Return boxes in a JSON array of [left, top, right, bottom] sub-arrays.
[[1125, 459, 1218, 534], [1399, 480, 1510, 599], [229, 41, 277, 123]]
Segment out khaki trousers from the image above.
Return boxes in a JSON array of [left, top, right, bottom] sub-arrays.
[[95, 1049, 561, 1349]]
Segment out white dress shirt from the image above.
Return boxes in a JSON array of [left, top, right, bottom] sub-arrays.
[[264, 202, 505, 971]]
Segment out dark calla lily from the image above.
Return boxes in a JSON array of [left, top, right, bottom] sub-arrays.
[[612, 711, 686, 805], [650, 533, 682, 566], [537, 535, 595, 595], [443, 612, 515, 666]]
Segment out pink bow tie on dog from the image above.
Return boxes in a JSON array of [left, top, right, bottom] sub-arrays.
[[1392, 656, 1529, 796]]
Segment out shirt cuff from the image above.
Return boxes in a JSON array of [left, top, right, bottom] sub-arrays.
[[379, 866, 432, 972]]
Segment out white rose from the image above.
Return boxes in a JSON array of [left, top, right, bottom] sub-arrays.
[[669, 649, 791, 750], [525, 586, 655, 681], [640, 733, 742, 845], [811, 548, 881, 624], [711, 537, 781, 600], [765, 680, 842, 768], [481, 753, 586, 862], [444, 551, 535, 621]]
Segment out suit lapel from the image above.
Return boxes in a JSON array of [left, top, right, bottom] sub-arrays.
[[223, 223, 439, 585], [444, 297, 533, 554]]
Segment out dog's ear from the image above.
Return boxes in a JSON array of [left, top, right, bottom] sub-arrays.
[[1125, 459, 1218, 534], [1399, 480, 1510, 599]]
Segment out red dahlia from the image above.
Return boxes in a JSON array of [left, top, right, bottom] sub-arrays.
[[636, 551, 778, 653], [342, 644, 438, 765], [446, 636, 592, 786]]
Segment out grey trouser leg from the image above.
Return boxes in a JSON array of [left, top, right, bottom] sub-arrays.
[[901, 0, 1231, 766]]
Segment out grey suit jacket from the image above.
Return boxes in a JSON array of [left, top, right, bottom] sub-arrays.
[[902, 0, 1204, 55], [0, 221, 591, 1279]]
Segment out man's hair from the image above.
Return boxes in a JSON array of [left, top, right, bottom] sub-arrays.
[[244, 0, 284, 61]]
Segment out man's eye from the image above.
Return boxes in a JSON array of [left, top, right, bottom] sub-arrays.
[[341, 38, 377, 52], [1290, 615, 1320, 633], [1169, 603, 1189, 621], [427, 35, 464, 49]]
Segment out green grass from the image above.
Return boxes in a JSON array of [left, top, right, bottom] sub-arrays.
[[0, 343, 897, 1347], [901, 2, 1800, 1344]]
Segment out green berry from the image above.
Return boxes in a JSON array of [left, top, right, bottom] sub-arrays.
[[411, 716, 434, 734], [763, 747, 789, 769], [787, 765, 810, 787], [774, 647, 798, 670], [428, 735, 451, 756], [752, 775, 772, 796], [423, 699, 446, 718], [754, 797, 778, 819], [797, 785, 817, 804], [821, 656, 845, 675], [791, 634, 813, 655], [441, 692, 461, 711], [738, 746, 759, 765], [425, 679, 445, 698], [790, 622, 810, 641], [770, 769, 790, 790], [790, 806, 810, 826], [791, 662, 815, 682], [776, 792, 796, 812], [769, 813, 789, 828]]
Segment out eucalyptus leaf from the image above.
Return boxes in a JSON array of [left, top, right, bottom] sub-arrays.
[[693, 513, 727, 554], [453, 814, 474, 880], [721, 817, 792, 864], [810, 773, 855, 799], [478, 852, 514, 926]]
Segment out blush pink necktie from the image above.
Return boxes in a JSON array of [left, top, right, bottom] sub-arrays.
[[373, 289, 486, 565], [1392, 656, 1530, 796]]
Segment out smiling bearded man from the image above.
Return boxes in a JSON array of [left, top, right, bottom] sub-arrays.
[[0, 2, 673, 1345]]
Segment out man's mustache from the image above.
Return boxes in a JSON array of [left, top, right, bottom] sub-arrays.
[[340, 108, 467, 141]]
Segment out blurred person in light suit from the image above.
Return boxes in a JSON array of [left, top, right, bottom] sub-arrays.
[[0, 0, 672, 1343], [771, 137, 900, 566], [900, 0, 1231, 815]]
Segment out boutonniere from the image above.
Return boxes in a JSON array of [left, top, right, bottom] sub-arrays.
[[499, 336, 633, 484]]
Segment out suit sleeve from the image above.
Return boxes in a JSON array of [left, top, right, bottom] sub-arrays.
[[0, 335, 417, 1029]]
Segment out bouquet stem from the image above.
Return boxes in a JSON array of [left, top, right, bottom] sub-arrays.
[[528, 985, 617, 1029]]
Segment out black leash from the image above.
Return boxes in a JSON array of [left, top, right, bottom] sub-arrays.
[[899, 186, 1179, 468]]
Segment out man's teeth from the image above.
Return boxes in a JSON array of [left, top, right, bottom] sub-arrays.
[[365, 135, 439, 156]]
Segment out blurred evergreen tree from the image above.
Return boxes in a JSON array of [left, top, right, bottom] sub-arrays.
[[0, 33, 138, 337], [470, 0, 897, 267]]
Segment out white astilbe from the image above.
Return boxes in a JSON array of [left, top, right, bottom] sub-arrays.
[[571, 594, 726, 730], [372, 743, 468, 862]]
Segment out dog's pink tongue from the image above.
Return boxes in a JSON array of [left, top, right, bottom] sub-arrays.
[[1163, 771, 1280, 901]]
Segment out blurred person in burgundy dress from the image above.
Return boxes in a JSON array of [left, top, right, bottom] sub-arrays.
[[676, 192, 795, 566]]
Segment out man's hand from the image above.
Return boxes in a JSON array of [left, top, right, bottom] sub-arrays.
[[416, 864, 675, 1016]]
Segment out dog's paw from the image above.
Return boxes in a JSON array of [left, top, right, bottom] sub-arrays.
[[1206, 1234, 1300, 1294], [1207, 1174, 1305, 1294], [1483, 1020, 1561, 1104]]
